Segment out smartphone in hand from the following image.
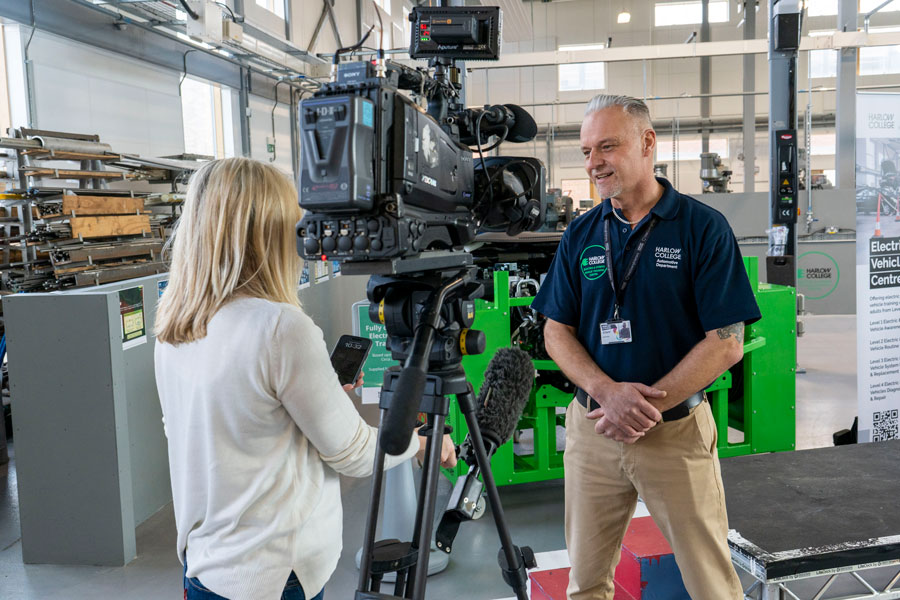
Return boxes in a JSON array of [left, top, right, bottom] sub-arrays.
[[330, 335, 373, 386]]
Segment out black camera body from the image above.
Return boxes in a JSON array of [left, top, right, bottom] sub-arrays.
[[297, 6, 544, 271], [298, 79, 478, 262]]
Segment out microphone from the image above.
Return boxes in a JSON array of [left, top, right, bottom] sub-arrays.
[[456, 104, 538, 145], [474, 347, 535, 448], [435, 347, 534, 554]]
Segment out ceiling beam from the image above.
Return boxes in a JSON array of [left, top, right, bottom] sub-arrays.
[[467, 31, 900, 70]]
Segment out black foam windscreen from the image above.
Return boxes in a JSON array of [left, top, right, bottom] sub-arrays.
[[503, 104, 538, 143], [475, 347, 535, 448]]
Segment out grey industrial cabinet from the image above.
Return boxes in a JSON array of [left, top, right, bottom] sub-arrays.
[[3, 274, 171, 566]]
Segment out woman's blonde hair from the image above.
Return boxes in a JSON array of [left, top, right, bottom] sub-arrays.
[[155, 157, 302, 345]]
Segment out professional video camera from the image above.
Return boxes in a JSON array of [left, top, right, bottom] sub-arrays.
[[296, 6, 545, 271], [298, 8, 540, 599]]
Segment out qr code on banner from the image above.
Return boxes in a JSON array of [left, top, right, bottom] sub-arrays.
[[873, 409, 900, 442]]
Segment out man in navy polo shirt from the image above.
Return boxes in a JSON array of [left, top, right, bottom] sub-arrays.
[[532, 94, 760, 600]]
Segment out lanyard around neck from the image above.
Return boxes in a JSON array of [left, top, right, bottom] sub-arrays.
[[603, 214, 660, 319]]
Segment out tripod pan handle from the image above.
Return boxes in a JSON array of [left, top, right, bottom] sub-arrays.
[[380, 367, 426, 455]]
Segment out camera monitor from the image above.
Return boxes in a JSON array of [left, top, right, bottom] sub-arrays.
[[409, 6, 502, 61]]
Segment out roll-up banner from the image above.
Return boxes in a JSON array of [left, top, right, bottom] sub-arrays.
[[856, 93, 900, 442]]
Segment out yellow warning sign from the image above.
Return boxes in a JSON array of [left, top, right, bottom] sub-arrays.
[[782, 179, 790, 186]]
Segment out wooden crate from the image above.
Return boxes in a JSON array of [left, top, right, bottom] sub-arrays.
[[10, 206, 40, 219], [61, 195, 145, 216], [20, 167, 134, 180], [70, 215, 151, 239]]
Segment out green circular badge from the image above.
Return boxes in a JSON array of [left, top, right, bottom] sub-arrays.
[[580, 245, 608, 280], [797, 251, 840, 300]]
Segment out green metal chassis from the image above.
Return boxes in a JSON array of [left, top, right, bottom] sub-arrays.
[[448, 256, 797, 486]]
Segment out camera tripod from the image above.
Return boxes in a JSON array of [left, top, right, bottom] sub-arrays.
[[349, 254, 535, 600]]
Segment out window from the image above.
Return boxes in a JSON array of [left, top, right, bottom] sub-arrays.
[[861, 0, 900, 12], [809, 49, 837, 78], [654, 1, 729, 26], [256, 0, 285, 19], [859, 26, 900, 75], [181, 77, 233, 159], [558, 44, 606, 92], [402, 6, 411, 47], [655, 138, 729, 161], [807, 0, 900, 16], [561, 178, 593, 201], [374, 0, 392, 17], [807, 0, 837, 17], [0, 26, 11, 136], [559, 63, 606, 92], [860, 45, 900, 75], [809, 27, 900, 77], [810, 133, 836, 156]]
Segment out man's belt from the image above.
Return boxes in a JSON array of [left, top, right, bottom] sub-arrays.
[[574, 389, 705, 423]]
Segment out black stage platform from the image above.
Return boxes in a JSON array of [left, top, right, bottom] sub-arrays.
[[721, 440, 900, 596]]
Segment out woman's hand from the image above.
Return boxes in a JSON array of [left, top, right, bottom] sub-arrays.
[[342, 373, 364, 393], [415, 431, 458, 469]]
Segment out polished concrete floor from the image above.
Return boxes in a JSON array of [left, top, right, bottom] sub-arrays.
[[0, 315, 860, 599]]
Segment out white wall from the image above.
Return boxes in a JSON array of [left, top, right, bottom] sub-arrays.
[[25, 30, 185, 158], [248, 93, 292, 174]]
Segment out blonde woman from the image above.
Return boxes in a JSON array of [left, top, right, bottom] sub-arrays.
[[154, 158, 456, 600]]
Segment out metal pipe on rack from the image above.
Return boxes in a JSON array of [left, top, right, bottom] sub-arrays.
[[863, 0, 895, 32]]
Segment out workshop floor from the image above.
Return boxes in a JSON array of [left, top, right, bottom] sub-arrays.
[[0, 315, 859, 599]]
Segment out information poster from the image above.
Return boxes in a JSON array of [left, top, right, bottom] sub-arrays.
[[314, 260, 329, 283], [299, 263, 310, 290], [119, 286, 147, 350], [855, 93, 900, 442], [354, 302, 394, 405], [157, 279, 169, 300]]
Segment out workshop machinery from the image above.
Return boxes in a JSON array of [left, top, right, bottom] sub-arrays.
[[700, 152, 733, 194]]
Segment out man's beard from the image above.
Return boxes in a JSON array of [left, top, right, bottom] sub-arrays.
[[593, 176, 623, 201]]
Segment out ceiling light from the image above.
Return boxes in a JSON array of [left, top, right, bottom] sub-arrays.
[[559, 43, 607, 51], [617, 11, 631, 23]]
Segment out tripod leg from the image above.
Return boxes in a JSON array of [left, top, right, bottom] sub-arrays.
[[458, 388, 531, 600], [357, 440, 388, 592], [405, 414, 446, 600], [393, 568, 407, 596]]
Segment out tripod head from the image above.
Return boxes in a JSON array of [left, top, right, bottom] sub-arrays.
[[363, 252, 487, 455], [367, 267, 485, 370]]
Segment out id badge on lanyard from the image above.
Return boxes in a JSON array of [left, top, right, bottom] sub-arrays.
[[600, 319, 632, 344], [599, 215, 658, 345]]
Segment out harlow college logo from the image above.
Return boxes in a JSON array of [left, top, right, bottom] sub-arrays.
[[580, 245, 607, 280], [655, 245, 682, 269], [797, 251, 840, 299], [868, 112, 895, 130]]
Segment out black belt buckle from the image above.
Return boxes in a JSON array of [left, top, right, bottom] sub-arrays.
[[575, 389, 704, 423]]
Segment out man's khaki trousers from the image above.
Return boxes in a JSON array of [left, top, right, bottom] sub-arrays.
[[563, 398, 743, 600]]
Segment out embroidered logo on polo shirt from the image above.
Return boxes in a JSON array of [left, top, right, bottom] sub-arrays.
[[580, 245, 607, 280], [654, 245, 682, 269]]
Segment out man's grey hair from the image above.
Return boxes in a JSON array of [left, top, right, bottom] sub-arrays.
[[585, 94, 653, 129]]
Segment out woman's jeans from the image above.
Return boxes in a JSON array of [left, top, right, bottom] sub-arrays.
[[183, 561, 324, 600]]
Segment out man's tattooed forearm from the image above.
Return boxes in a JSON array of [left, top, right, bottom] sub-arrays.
[[716, 322, 745, 343]]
